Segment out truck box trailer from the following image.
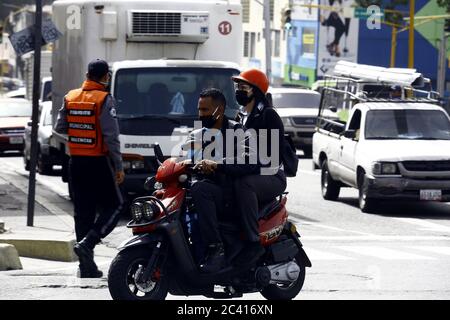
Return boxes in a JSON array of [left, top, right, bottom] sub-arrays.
[[50, 0, 243, 196]]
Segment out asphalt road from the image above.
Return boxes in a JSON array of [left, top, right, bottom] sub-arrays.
[[1, 153, 450, 300]]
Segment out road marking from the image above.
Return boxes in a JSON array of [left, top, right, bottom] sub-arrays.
[[291, 219, 375, 236], [302, 235, 450, 241], [393, 218, 450, 233], [336, 246, 435, 260], [298, 169, 320, 176], [410, 246, 450, 256], [305, 248, 354, 261]]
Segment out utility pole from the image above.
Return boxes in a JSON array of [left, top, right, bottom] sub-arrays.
[[263, 0, 272, 81], [27, 0, 43, 227], [408, 0, 415, 68], [390, 26, 397, 68], [437, 25, 448, 96]]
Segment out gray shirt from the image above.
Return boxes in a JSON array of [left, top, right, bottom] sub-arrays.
[[54, 95, 123, 172]]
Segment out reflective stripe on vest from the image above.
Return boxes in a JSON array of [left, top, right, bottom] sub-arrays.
[[65, 80, 109, 157]]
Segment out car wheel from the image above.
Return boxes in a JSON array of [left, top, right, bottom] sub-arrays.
[[321, 161, 340, 201], [37, 149, 53, 175], [358, 173, 378, 213]]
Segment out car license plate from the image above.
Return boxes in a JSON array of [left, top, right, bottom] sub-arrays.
[[9, 137, 23, 144], [420, 190, 442, 201]]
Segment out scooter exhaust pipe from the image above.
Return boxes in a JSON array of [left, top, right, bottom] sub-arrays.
[[255, 261, 300, 287]]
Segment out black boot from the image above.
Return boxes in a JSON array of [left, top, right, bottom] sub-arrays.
[[233, 241, 265, 267], [78, 263, 103, 278], [199, 243, 226, 274], [74, 230, 102, 278]]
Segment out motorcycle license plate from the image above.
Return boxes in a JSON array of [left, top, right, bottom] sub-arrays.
[[9, 136, 23, 144], [420, 190, 442, 201]]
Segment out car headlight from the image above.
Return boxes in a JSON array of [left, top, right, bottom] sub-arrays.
[[131, 203, 143, 222], [132, 160, 145, 170], [123, 161, 131, 170], [281, 117, 292, 126], [373, 162, 399, 175]]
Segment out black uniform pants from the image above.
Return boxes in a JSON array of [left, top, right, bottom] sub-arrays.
[[234, 169, 287, 242], [191, 180, 224, 246], [69, 156, 123, 242]]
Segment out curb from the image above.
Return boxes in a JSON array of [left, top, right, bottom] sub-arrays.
[[0, 238, 78, 262], [0, 243, 23, 271]]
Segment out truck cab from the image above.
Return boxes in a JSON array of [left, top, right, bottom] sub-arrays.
[[111, 60, 240, 194]]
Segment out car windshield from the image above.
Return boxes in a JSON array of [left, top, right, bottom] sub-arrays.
[[114, 67, 240, 119], [271, 92, 321, 108], [0, 100, 32, 117], [365, 109, 450, 140]]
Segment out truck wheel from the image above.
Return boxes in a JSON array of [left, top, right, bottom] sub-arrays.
[[303, 146, 313, 158], [321, 161, 340, 200], [358, 174, 377, 213], [37, 149, 53, 175]]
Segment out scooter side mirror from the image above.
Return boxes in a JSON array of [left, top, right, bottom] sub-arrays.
[[151, 143, 164, 165], [144, 176, 156, 192]]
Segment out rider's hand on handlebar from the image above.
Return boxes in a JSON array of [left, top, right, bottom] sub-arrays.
[[193, 159, 218, 175]]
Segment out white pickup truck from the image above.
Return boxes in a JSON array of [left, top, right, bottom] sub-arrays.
[[313, 102, 450, 212]]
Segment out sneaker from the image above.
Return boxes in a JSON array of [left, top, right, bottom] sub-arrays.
[[199, 243, 226, 274], [233, 241, 265, 267]]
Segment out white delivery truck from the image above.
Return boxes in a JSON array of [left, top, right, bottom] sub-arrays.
[[23, 51, 52, 101], [50, 0, 243, 196]]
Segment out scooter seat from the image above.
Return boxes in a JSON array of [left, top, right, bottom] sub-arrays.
[[258, 199, 281, 219]]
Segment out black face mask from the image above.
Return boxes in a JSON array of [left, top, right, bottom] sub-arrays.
[[199, 115, 217, 129], [235, 90, 254, 106], [199, 106, 220, 129]]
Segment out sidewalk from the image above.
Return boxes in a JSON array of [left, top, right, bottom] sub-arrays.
[[0, 166, 77, 264]]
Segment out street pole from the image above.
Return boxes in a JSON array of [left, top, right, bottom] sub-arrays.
[[27, 0, 43, 227], [437, 27, 447, 96], [408, 0, 415, 68], [390, 26, 397, 68], [263, 0, 272, 81]]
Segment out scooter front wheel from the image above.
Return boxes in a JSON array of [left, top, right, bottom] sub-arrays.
[[108, 247, 169, 300]]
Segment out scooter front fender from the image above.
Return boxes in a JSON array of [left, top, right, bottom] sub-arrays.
[[118, 233, 164, 251]]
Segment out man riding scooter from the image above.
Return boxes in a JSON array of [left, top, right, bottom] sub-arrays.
[[186, 88, 259, 273]]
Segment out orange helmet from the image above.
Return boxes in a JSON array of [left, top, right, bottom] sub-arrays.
[[232, 69, 270, 94]]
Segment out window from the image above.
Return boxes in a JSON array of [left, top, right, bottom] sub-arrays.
[[365, 110, 450, 141], [272, 30, 280, 57], [244, 31, 256, 58], [242, 0, 250, 23], [114, 68, 240, 117]]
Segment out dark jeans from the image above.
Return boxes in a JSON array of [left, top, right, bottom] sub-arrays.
[[69, 156, 124, 242], [191, 180, 224, 246], [234, 169, 287, 242]]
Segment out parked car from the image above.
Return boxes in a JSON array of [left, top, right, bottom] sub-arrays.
[[0, 98, 32, 154], [23, 101, 61, 174], [271, 87, 337, 158], [5, 87, 26, 99]]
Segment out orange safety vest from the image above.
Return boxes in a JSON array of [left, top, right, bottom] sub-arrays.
[[65, 80, 109, 157]]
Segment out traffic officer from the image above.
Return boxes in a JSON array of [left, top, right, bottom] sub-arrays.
[[54, 59, 125, 278]]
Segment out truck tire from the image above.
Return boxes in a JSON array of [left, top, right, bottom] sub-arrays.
[[303, 146, 313, 158], [321, 161, 340, 201], [37, 149, 53, 175], [358, 174, 378, 213]]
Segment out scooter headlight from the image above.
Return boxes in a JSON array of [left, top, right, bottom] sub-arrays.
[[131, 203, 143, 222], [142, 201, 156, 220]]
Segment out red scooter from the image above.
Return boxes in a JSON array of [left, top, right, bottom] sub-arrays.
[[108, 144, 311, 300]]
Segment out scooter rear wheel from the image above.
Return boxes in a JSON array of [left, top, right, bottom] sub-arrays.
[[108, 247, 169, 300], [260, 255, 306, 301]]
